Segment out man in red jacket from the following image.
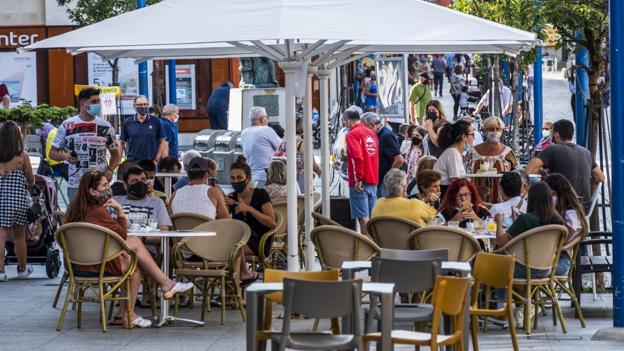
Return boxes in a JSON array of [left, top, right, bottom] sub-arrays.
[[344, 106, 379, 233]]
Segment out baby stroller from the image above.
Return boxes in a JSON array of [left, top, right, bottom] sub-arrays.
[[5, 175, 61, 278]]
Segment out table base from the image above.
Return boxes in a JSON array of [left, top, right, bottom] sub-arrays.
[[154, 315, 205, 327]]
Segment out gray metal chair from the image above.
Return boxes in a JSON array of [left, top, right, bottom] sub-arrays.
[[365, 257, 440, 333], [271, 278, 363, 351], [380, 248, 449, 261]]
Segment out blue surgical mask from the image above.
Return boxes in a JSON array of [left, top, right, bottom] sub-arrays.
[[88, 103, 101, 117]]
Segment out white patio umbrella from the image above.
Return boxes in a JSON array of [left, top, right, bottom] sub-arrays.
[[23, 0, 539, 272]]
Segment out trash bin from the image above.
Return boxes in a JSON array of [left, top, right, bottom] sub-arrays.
[[212, 131, 241, 184], [193, 129, 225, 159]]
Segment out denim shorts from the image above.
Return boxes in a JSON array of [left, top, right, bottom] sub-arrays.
[[555, 253, 572, 276], [349, 183, 377, 219], [514, 263, 550, 279]]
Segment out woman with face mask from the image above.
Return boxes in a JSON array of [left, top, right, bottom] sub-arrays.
[[225, 156, 277, 285], [469, 116, 518, 202], [402, 125, 427, 182], [535, 121, 554, 153], [64, 171, 193, 328], [422, 100, 448, 158]]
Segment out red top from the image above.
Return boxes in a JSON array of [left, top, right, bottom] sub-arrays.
[[346, 123, 379, 187]]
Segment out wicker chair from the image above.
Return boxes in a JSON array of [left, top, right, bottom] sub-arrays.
[[367, 216, 420, 249], [311, 225, 380, 270], [408, 226, 482, 262]]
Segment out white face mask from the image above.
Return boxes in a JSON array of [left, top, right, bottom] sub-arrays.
[[542, 130, 551, 137], [173, 113, 179, 123], [485, 131, 502, 143]]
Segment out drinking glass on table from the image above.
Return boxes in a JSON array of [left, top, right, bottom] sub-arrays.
[[448, 220, 460, 228], [428, 218, 441, 226]]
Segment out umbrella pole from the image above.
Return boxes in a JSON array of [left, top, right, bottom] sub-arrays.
[[317, 69, 332, 217], [304, 70, 316, 270], [279, 61, 305, 272]]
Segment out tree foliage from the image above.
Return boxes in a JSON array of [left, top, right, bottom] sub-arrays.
[[453, 0, 543, 66], [57, 0, 160, 26]]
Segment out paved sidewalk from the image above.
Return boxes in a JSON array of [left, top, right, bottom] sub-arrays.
[[0, 265, 621, 351]]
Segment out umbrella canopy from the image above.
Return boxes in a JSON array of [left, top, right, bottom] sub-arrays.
[[23, 0, 539, 59]]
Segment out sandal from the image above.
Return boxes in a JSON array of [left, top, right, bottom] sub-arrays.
[[109, 317, 124, 326], [241, 272, 259, 288]]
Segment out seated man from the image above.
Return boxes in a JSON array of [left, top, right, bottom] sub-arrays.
[[155, 156, 182, 193], [114, 166, 172, 245], [173, 150, 202, 191], [138, 159, 168, 203], [111, 160, 136, 196], [489, 172, 527, 227], [371, 168, 436, 227]]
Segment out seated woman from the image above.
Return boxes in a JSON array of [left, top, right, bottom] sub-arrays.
[[545, 173, 588, 276], [438, 178, 491, 228], [494, 182, 565, 278], [469, 116, 517, 202], [171, 156, 228, 219], [406, 155, 436, 195], [432, 120, 474, 197], [412, 170, 442, 209], [371, 169, 436, 227], [225, 156, 277, 284], [65, 171, 193, 328], [263, 159, 294, 200]]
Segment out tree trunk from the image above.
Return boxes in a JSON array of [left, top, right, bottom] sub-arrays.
[[109, 58, 120, 86], [492, 56, 502, 117], [511, 58, 520, 153]]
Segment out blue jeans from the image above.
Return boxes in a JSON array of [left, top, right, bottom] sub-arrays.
[[555, 253, 572, 276], [514, 264, 550, 279], [349, 183, 377, 219], [208, 106, 228, 130]]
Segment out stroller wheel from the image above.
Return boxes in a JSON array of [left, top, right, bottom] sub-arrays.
[[46, 248, 60, 278]]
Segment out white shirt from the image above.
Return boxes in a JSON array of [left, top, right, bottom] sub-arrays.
[[433, 147, 466, 186], [490, 196, 527, 219], [564, 209, 582, 241], [171, 184, 217, 219], [479, 86, 513, 114], [240, 125, 282, 182]]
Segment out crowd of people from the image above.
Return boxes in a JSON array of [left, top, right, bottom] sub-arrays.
[[0, 77, 606, 329], [341, 103, 604, 284]]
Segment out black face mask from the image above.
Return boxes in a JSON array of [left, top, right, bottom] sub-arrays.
[[98, 189, 112, 205], [127, 182, 148, 199], [231, 180, 247, 194], [426, 111, 438, 121], [411, 137, 422, 145]]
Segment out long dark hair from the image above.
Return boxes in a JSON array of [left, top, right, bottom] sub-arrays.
[[438, 120, 471, 149], [65, 171, 106, 223], [545, 173, 588, 234], [0, 121, 24, 162], [526, 182, 564, 226]]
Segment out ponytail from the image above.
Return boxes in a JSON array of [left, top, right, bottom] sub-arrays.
[[438, 120, 470, 149]]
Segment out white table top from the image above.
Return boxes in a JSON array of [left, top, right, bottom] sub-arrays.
[[155, 172, 187, 178], [246, 281, 395, 294], [128, 230, 216, 237], [466, 173, 542, 179], [341, 260, 473, 273]]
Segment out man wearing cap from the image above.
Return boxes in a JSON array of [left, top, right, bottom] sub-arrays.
[[240, 106, 282, 187], [408, 72, 433, 125]]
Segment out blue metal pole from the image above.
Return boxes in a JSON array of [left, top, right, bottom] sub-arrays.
[[575, 35, 590, 147], [168, 60, 177, 104], [610, 0, 624, 328], [533, 47, 543, 144], [517, 70, 524, 102], [501, 60, 510, 86], [137, 0, 149, 98]]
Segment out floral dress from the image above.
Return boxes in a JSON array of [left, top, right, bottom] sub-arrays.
[[470, 145, 517, 202]]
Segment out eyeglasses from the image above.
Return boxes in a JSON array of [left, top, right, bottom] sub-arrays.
[[456, 192, 471, 200], [542, 128, 551, 131], [466, 133, 475, 137]]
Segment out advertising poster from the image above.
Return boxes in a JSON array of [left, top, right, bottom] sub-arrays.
[[375, 56, 408, 122], [0, 51, 37, 106], [87, 53, 152, 114]]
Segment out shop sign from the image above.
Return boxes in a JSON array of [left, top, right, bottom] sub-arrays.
[[0, 27, 45, 49]]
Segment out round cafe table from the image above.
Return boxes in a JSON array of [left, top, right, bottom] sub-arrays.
[[128, 230, 215, 327]]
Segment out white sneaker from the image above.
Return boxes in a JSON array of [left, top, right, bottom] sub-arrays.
[[163, 282, 194, 300], [17, 265, 33, 279], [0, 272, 7, 282]]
